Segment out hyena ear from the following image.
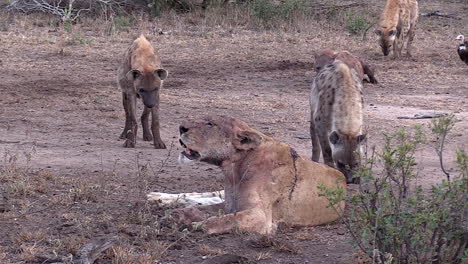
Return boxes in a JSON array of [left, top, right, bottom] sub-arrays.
[[126, 70, 141, 81], [155, 69, 168, 80], [329, 131, 340, 145], [233, 130, 262, 151], [357, 134, 367, 144]]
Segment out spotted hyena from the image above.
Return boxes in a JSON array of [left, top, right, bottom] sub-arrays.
[[310, 60, 366, 184], [314, 49, 378, 84], [117, 35, 168, 149], [375, 0, 418, 58]]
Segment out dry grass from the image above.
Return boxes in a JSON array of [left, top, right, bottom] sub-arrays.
[[256, 250, 273, 260], [107, 240, 169, 264], [248, 235, 300, 254], [198, 244, 226, 256]]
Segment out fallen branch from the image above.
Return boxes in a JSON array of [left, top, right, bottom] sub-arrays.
[[74, 236, 117, 264], [397, 113, 448, 120], [421, 11, 461, 20]]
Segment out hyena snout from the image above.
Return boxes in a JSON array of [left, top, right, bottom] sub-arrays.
[[139, 89, 157, 108], [330, 132, 366, 184], [336, 160, 360, 184], [382, 47, 390, 56]]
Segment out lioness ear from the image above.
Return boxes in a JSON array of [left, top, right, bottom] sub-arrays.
[[155, 69, 168, 80], [329, 131, 340, 145], [233, 130, 262, 151]]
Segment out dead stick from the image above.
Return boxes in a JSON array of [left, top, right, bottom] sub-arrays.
[[73, 236, 117, 264]]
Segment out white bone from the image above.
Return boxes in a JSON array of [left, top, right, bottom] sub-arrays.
[[178, 153, 194, 164], [147, 190, 224, 207]]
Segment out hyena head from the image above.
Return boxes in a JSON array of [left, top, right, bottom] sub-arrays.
[[126, 68, 168, 108], [375, 28, 397, 56], [329, 131, 366, 183]]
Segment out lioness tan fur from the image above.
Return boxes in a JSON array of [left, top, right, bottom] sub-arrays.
[[310, 60, 366, 184], [117, 35, 168, 149], [314, 49, 378, 84], [177, 116, 346, 234], [376, 0, 418, 58]]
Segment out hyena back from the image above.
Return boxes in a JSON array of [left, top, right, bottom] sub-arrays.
[[310, 60, 366, 184]]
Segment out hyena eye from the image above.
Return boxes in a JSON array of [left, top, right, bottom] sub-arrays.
[[132, 70, 141, 79], [207, 122, 214, 127]]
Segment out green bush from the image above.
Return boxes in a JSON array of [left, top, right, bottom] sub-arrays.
[[251, 0, 278, 21], [149, 0, 193, 17], [345, 11, 369, 35], [320, 116, 468, 264], [250, 0, 307, 23], [113, 16, 133, 32]]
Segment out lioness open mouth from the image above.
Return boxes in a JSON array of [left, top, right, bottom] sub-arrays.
[[179, 139, 201, 160]]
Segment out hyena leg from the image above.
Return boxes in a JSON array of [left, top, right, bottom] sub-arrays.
[[393, 37, 401, 59], [151, 94, 166, 149], [141, 106, 152, 141], [123, 94, 138, 148], [120, 92, 131, 139], [310, 113, 321, 162], [406, 25, 416, 57], [317, 127, 334, 167]]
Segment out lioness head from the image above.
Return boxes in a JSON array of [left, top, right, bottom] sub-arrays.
[[126, 68, 168, 108], [329, 131, 366, 184], [178, 116, 263, 166], [375, 28, 397, 56]]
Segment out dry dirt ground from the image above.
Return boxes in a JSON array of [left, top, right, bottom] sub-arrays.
[[0, 0, 467, 263]]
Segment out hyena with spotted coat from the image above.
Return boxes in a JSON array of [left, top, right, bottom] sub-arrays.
[[376, 0, 418, 58], [117, 35, 168, 149], [310, 60, 366, 184]]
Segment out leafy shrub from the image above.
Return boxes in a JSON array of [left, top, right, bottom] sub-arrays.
[[320, 116, 468, 264], [345, 11, 369, 35], [250, 0, 278, 21], [149, 0, 193, 17], [250, 0, 307, 23], [113, 16, 133, 32]]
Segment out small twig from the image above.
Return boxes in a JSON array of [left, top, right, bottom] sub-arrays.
[[437, 129, 451, 183], [0, 202, 56, 221], [149, 140, 175, 186], [362, 24, 373, 41]]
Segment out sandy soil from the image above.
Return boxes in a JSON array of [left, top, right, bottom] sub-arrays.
[[0, 0, 467, 263]]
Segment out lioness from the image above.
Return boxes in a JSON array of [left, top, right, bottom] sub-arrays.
[[117, 35, 168, 149], [177, 116, 346, 234]]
